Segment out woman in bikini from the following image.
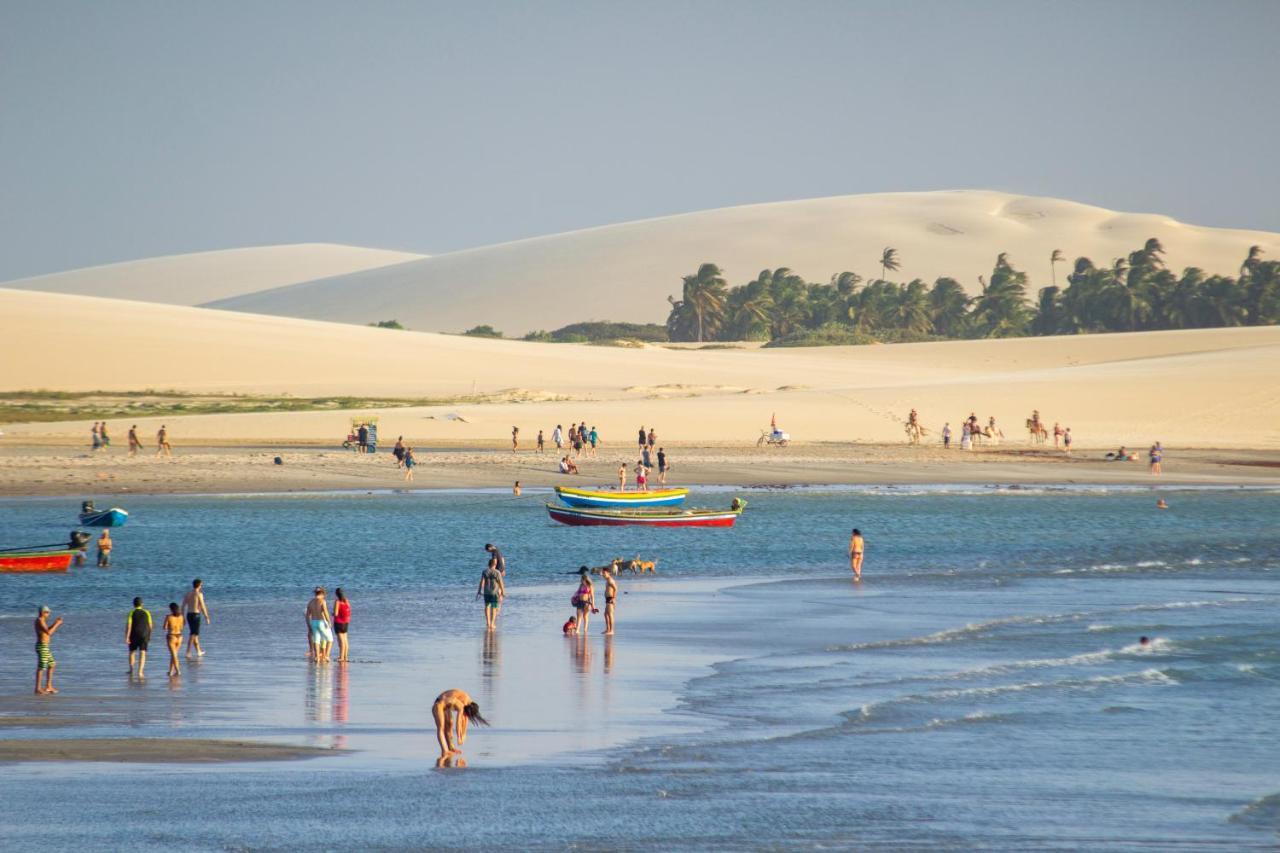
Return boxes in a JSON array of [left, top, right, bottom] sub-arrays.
[[572, 568, 597, 633], [164, 602, 184, 677], [431, 688, 489, 758]]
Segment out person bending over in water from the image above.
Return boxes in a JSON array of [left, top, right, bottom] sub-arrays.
[[431, 689, 490, 758], [849, 528, 865, 581]]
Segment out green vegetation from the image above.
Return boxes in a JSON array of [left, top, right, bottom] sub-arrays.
[[462, 324, 504, 338], [367, 319, 406, 330], [0, 390, 484, 425], [665, 242, 1280, 344], [523, 322, 669, 344]]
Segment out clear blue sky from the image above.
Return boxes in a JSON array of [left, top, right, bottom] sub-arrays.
[[2, 1, 1276, 280]]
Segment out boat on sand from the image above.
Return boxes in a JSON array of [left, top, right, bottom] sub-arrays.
[[554, 486, 688, 508]]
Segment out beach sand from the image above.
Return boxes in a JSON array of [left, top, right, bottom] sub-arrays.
[[0, 738, 336, 763]]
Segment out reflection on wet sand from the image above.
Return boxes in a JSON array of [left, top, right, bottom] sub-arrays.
[[482, 630, 501, 681], [436, 754, 467, 769]]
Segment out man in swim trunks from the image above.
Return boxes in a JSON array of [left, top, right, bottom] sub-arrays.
[[34, 605, 63, 694], [849, 528, 865, 581], [476, 559, 505, 631], [128, 424, 141, 456], [156, 425, 172, 458], [602, 566, 618, 635], [657, 447, 668, 484], [125, 597, 152, 678], [306, 587, 333, 662], [181, 578, 212, 658], [96, 529, 112, 567]]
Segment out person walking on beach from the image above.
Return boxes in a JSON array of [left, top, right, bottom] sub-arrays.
[[634, 460, 649, 492], [163, 603, 184, 677], [1149, 442, 1163, 475], [333, 588, 351, 662], [128, 424, 140, 456], [942, 423, 952, 449], [849, 529, 865, 581], [126, 597, 152, 678], [647, 428, 657, 450], [589, 426, 599, 457], [512, 426, 519, 452], [637, 426, 647, 453], [431, 689, 489, 758], [1053, 422, 1064, 448], [96, 529, 112, 567], [657, 447, 669, 484], [393, 436, 406, 467], [1063, 427, 1073, 455], [181, 579, 211, 658], [100, 422, 111, 450], [91, 422, 102, 451], [572, 568, 597, 633], [404, 446, 417, 481], [477, 559, 505, 631], [34, 606, 63, 695], [553, 424, 563, 450], [602, 566, 618, 636], [156, 425, 172, 458], [537, 430, 545, 453], [617, 463, 627, 490]]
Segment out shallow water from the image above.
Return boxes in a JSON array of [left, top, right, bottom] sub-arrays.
[[1, 486, 1278, 849]]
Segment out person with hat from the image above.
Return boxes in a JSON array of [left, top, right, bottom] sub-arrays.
[[34, 605, 63, 694]]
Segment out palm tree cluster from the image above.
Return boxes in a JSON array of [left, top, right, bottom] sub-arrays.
[[664, 243, 1278, 344]]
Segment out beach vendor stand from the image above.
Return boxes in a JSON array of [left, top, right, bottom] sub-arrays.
[[343, 416, 379, 452]]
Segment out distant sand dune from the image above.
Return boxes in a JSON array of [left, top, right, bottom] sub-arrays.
[[202, 191, 1279, 335], [0, 243, 425, 305]]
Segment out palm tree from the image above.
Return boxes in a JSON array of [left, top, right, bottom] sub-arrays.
[[928, 277, 970, 337], [830, 271, 863, 296], [971, 253, 1031, 337], [1050, 249, 1064, 287], [680, 263, 729, 342], [879, 247, 900, 282]]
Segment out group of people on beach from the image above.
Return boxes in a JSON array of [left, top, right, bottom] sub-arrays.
[[34, 579, 211, 692], [304, 586, 352, 663], [391, 437, 418, 480], [89, 422, 171, 457]]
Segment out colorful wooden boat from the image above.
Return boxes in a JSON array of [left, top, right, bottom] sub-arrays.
[[555, 486, 688, 508], [546, 499, 746, 528], [78, 507, 128, 527], [0, 550, 76, 573]]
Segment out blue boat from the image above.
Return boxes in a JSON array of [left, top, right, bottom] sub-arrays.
[[555, 486, 688, 508], [78, 502, 128, 527]]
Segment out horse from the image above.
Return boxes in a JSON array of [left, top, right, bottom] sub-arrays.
[[1025, 418, 1048, 444], [904, 420, 926, 445]]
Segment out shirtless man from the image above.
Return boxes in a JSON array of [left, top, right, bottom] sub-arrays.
[[848, 528, 865, 581], [602, 566, 618, 635], [156, 424, 172, 458], [34, 606, 63, 694], [306, 587, 333, 662], [96, 529, 112, 567], [431, 689, 490, 758], [181, 578, 212, 658], [128, 424, 141, 456], [617, 463, 627, 490]]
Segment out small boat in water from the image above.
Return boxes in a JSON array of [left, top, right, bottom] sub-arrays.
[[0, 549, 77, 573], [546, 499, 746, 528], [78, 500, 128, 527], [555, 486, 688, 508]]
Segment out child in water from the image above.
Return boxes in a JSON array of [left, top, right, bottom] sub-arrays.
[[562, 615, 578, 635]]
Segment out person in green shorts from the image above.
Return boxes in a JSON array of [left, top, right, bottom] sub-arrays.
[[34, 605, 64, 694], [475, 558, 505, 631]]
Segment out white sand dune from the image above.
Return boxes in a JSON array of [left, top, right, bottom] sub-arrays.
[[3, 287, 1278, 448], [205, 191, 1279, 335], [0, 243, 425, 306]]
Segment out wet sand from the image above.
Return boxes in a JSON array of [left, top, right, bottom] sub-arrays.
[[2, 442, 1278, 497], [0, 738, 337, 763]]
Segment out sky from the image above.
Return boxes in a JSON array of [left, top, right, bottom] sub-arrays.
[[2, 0, 1277, 281]]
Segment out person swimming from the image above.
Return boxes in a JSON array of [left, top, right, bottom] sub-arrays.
[[1156, 499, 1168, 509]]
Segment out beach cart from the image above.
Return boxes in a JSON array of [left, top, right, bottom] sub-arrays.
[[757, 412, 790, 447], [343, 416, 379, 452]]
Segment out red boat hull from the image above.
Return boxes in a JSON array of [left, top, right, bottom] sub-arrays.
[[547, 506, 740, 528], [0, 551, 75, 573]]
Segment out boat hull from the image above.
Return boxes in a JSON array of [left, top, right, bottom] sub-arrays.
[[555, 487, 688, 508], [0, 551, 76, 573], [546, 504, 742, 528], [78, 508, 128, 527]]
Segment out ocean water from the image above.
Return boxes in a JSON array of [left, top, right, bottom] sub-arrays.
[[1, 486, 1278, 849]]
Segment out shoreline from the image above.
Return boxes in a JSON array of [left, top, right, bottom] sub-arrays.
[[1, 442, 1278, 498]]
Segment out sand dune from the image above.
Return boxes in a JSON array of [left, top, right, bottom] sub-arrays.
[[0, 243, 424, 305], [3, 287, 1278, 448], [206, 191, 1280, 335]]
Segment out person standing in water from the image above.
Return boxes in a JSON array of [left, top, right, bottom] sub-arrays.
[[431, 689, 489, 758], [96, 529, 112, 567], [484, 543, 507, 576], [163, 603, 184, 677], [181, 579, 211, 658], [306, 587, 333, 663], [602, 566, 618, 636], [333, 588, 351, 662], [34, 606, 63, 695], [125, 597, 152, 678], [573, 568, 597, 633], [477, 558, 505, 630], [848, 529, 865, 581]]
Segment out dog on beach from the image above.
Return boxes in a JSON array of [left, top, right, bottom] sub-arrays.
[[588, 556, 657, 576]]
